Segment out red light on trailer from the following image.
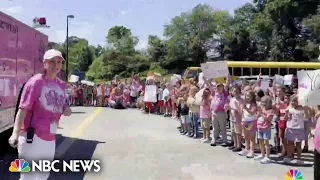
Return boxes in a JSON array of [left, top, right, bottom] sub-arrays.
[[32, 17, 50, 28], [38, 17, 46, 25]]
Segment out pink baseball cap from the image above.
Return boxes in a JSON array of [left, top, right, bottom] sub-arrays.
[[43, 49, 65, 61]]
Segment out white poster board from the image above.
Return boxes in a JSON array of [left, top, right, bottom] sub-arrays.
[[274, 75, 284, 85], [284, 75, 293, 85], [194, 88, 205, 105], [198, 72, 204, 87], [170, 74, 182, 85], [200, 61, 229, 79], [297, 70, 320, 106], [81, 80, 95, 86], [69, 75, 79, 83], [260, 79, 269, 91], [143, 85, 157, 102]]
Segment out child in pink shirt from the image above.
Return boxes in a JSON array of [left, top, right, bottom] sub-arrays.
[[226, 87, 243, 152], [239, 90, 258, 158], [255, 96, 274, 163], [210, 81, 230, 146], [199, 88, 212, 143]]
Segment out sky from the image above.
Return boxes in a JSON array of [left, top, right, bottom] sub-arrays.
[[0, 0, 251, 50]]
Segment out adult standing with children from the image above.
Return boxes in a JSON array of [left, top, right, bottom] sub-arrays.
[[8, 49, 72, 180]]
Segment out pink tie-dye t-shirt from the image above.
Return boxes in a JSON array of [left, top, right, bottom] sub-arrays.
[[229, 97, 243, 122], [19, 74, 67, 141], [199, 98, 211, 119], [211, 90, 228, 113]]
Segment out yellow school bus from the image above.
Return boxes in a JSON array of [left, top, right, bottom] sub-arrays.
[[183, 61, 320, 82]]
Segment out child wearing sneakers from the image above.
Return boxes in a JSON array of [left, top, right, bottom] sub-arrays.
[[226, 87, 243, 152], [178, 93, 191, 136], [199, 88, 212, 143], [283, 95, 311, 164], [255, 96, 274, 163], [188, 86, 200, 138], [238, 90, 258, 158]]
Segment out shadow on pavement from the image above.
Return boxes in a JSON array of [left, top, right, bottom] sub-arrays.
[[0, 134, 105, 180], [49, 134, 105, 180]]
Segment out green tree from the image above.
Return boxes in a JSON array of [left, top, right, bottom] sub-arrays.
[[50, 1, 320, 82], [106, 26, 139, 55], [147, 35, 166, 63]]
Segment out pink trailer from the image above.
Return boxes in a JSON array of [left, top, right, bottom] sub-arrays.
[[0, 11, 48, 133]]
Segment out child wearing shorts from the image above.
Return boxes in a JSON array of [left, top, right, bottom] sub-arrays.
[[255, 96, 274, 163], [284, 95, 312, 164], [178, 93, 191, 136], [199, 88, 212, 143], [239, 90, 258, 158], [227, 87, 243, 152], [163, 83, 172, 117]]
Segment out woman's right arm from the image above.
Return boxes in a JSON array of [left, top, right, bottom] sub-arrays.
[[9, 79, 40, 146], [12, 109, 28, 135]]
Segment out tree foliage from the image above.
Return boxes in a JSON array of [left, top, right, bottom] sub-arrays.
[[49, 1, 320, 82]]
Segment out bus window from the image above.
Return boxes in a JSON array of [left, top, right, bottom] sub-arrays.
[[271, 68, 278, 76], [243, 68, 251, 76], [228, 67, 233, 76], [252, 68, 260, 75], [279, 68, 288, 76], [289, 68, 297, 75], [234, 67, 241, 76], [188, 71, 198, 78], [261, 68, 269, 75]]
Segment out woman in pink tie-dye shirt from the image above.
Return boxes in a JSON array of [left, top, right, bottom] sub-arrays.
[[8, 49, 72, 180]]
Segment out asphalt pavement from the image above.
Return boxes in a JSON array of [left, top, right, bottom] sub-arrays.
[[0, 106, 314, 180]]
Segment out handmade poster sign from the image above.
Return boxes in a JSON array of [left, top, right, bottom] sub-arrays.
[[297, 70, 320, 106], [200, 61, 229, 79], [144, 85, 157, 102], [81, 80, 94, 86], [284, 75, 293, 85], [260, 79, 269, 91], [171, 74, 182, 85], [274, 75, 284, 85], [194, 88, 205, 105], [69, 75, 79, 83], [198, 72, 204, 87]]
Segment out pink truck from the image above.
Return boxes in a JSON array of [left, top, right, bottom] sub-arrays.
[[0, 11, 48, 136]]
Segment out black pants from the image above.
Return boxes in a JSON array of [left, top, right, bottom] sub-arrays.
[[130, 96, 137, 104], [315, 150, 320, 180], [177, 104, 181, 118]]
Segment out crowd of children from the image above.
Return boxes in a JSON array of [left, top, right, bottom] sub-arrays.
[[66, 73, 320, 177], [150, 75, 316, 164], [66, 76, 139, 108]]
